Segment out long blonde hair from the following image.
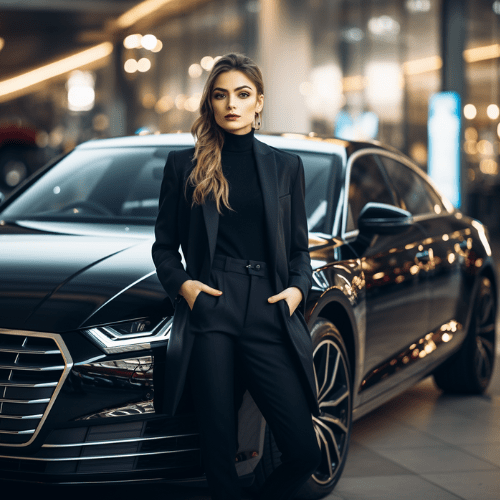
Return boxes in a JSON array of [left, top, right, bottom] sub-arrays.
[[188, 53, 264, 214]]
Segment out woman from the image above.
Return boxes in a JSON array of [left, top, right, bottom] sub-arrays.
[[152, 53, 321, 500]]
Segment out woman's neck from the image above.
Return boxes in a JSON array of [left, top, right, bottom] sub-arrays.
[[221, 127, 255, 152]]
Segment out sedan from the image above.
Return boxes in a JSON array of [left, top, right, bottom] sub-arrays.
[[0, 132, 496, 498]]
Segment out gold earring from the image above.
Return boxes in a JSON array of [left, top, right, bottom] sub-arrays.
[[253, 111, 262, 130]]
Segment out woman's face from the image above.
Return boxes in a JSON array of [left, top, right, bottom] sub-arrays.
[[210, 70, 264, 135]]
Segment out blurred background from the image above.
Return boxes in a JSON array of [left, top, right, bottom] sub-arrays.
[[0, 0, 499, 231]]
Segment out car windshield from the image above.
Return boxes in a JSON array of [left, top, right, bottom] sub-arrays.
[[1, 145, 339, 233]]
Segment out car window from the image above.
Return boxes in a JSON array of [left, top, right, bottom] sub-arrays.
[[346, 154, 396, 232], [379, 156, 446, 216], [1, 147, 173, 222], [286, 150, 339, 233], [2, 145, 341, 229]]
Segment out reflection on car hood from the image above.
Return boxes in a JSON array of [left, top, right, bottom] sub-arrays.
[[0, 221, 165, 333]]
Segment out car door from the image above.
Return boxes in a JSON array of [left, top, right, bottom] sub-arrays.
[[379, 154, 463, 344], [344, 152, 430, 402]]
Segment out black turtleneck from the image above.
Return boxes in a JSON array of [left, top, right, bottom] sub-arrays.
[[214, 127, 269, 263]]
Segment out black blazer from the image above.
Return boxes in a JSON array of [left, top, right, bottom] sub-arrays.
[[152, 136, 320, 418]]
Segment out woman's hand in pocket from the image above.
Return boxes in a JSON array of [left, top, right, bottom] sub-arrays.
[[179, 280, 223, 311], [267, 286, 303, 316]]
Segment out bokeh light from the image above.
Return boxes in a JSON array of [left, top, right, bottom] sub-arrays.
[[464, 104, 477, 119], [137, 58, 151, 72], [123, 34, 142, 49], [124, 59, 138, 73], [201, 56, 215, 71], [487, 104, 499, 119], [188, 63, 203, 78], [141, 34, 157, 51]]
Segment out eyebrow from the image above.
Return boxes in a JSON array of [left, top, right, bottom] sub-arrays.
[[213, 85, 253, 92]]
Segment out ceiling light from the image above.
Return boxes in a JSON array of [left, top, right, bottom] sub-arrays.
[[114, 0, 175, 29], [67, 70, 95, 112], [0, 42, 113, 103], [403, 55, 442, 75], [463, 44, 500, 63]]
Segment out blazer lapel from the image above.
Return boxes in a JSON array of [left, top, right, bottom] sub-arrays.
[[201, 187, 219, 273], [201, 136, 279, 277], [253, 137, 278, 274]]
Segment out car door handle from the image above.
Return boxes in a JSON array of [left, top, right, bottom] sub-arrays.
[[416, 250, 430, 261]]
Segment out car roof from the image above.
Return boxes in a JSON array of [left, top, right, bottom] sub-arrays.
[[76, 132, 420, 175], [76, 132, 354, 157]]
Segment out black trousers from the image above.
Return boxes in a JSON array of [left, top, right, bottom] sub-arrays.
[[187, 254, 321, 500]]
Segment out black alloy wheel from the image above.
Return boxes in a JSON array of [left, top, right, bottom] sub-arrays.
[[250, 318, 353, 500], [298, 319, 352, 498], [433, 275, 497, 394]]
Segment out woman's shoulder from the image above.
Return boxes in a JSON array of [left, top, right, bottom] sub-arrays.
[[255, 137, 300, 164], [169, 146, 196, 162], [167, 147, 196, 177]]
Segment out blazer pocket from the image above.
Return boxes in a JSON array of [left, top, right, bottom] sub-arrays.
[[191, 291, 206, 313], [279, 192, 291, 200]]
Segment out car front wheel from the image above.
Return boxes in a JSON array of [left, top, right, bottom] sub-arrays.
[[251, 318, 353, 499]]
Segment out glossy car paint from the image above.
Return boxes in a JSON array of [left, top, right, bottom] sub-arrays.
[[0, 133, 495, 485]]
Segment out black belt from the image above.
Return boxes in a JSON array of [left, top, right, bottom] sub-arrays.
[[212, 254, 270, 278]]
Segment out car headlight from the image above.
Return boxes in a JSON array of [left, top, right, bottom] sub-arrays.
[[82, 317, 171, 354]]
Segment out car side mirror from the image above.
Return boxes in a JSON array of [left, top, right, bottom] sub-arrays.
[[358, 202, 413, 235]]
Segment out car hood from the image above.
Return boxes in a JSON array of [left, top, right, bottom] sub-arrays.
[[0, 221, 167, 333]]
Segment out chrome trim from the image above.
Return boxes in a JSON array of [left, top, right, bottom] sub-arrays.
[[341, 148, 454, 240], [43, 432, 199, 448], [0, 414, 43, 420], [0, 398, 50, 404], [0, 380, 58, 388], [0, 328, 74, 448], [0, 346, 60, 355], [0, 429, 35, 435], [0, 362, 65, 371], [0, 448, 200, 462]]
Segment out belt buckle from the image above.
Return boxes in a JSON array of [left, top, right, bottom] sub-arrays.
[[245, 261, 262, 275]]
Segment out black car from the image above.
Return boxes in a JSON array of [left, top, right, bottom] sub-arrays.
[[0, 133, 496, 498]]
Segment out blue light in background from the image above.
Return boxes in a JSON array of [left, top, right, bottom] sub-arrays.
[[428, 91, 461, 208]]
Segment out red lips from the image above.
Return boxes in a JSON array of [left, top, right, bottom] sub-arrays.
[[225, 113, 240, 118]]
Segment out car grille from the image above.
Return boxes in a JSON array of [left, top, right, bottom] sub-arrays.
[[0, 416, 203, 482], [0, 329, 72, 447]]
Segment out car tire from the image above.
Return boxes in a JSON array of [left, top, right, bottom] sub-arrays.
[[248, 318, 353, 499], [433, 275, 497, 394]]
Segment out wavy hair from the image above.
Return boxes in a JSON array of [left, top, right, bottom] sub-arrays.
[[187, 53, 264, 214]]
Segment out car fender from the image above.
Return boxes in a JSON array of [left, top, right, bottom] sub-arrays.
[[307, 288, 365, 408]]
